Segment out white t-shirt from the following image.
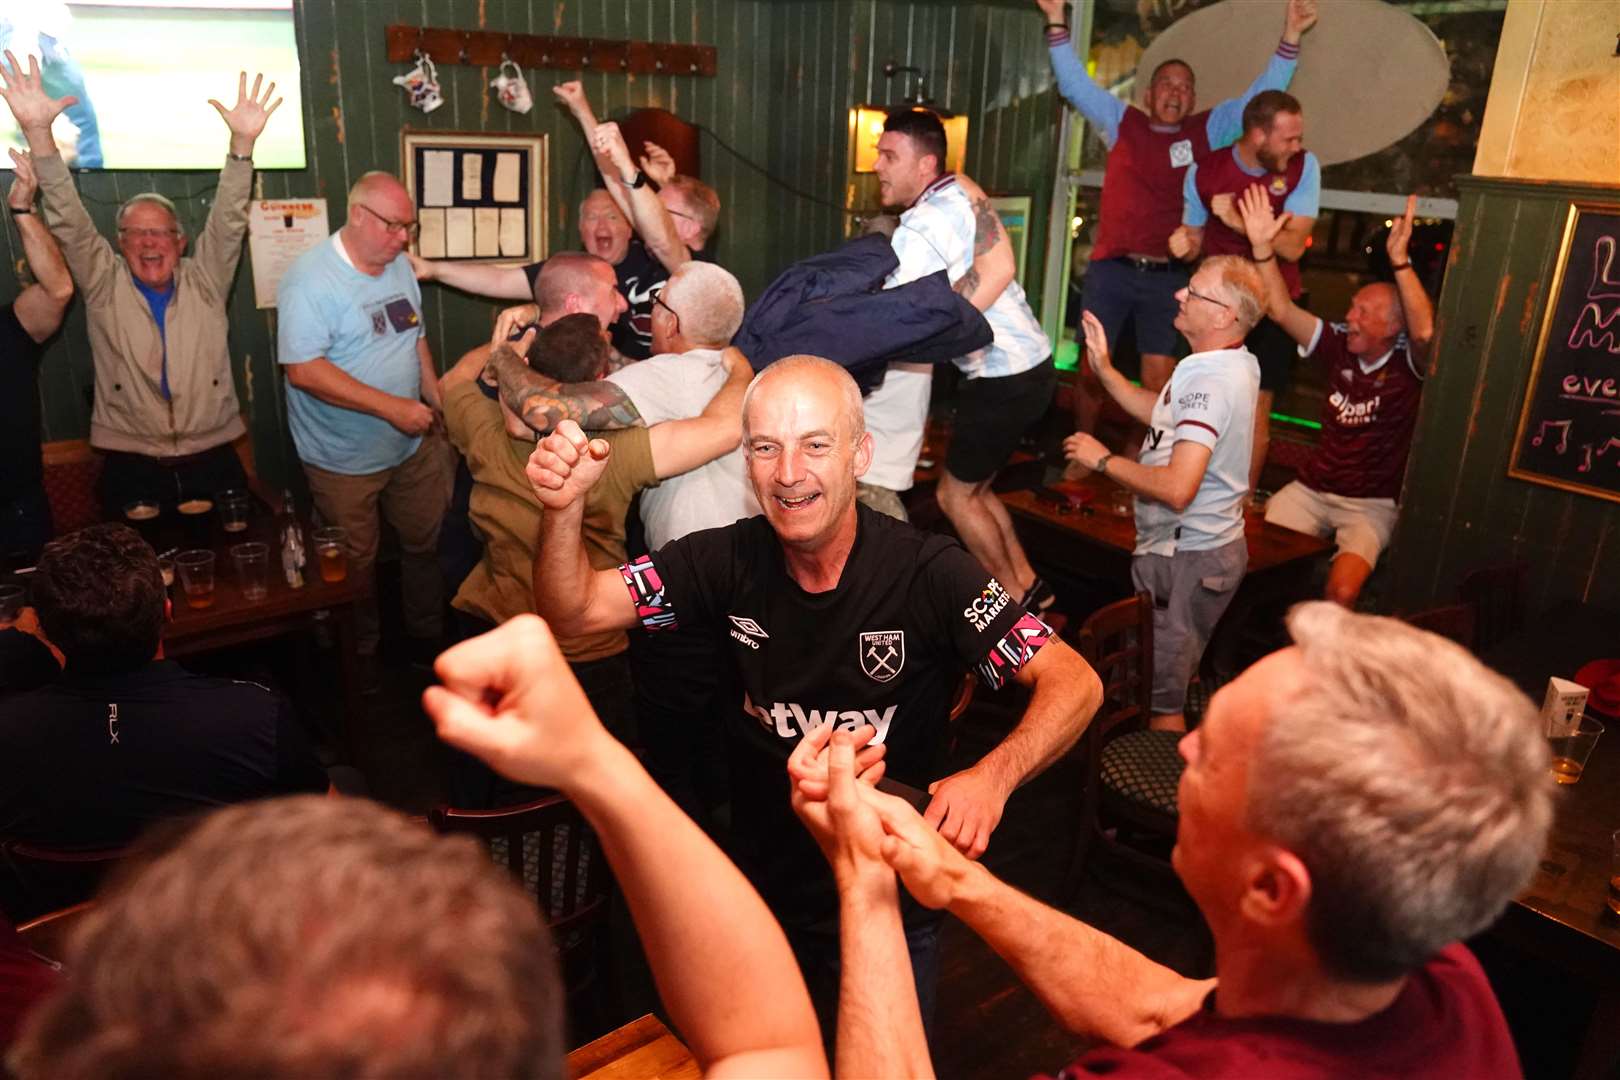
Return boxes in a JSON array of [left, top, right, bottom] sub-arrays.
[[606, 348, 760, 551], [1133, 347, 1259, 555]]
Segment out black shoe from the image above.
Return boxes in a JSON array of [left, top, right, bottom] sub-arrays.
[[1022, 577, 1057, 614]]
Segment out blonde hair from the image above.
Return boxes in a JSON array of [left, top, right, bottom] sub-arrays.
[[1200, 255, 1265, 332], [664, 175, 721, 243]]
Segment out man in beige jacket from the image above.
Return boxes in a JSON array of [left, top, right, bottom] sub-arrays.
[[0, 54, 280, 517]]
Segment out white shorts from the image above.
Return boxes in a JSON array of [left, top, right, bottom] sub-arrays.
[[1264, 481, 1398, 568]]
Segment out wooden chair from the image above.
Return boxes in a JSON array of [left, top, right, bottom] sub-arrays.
[[0, 839, 127, 926], [1063, 593, 1189, 909], [1402, 603, 1478, 651], [428, 794, 615, 1032], [14, 900, 95, 965], [1456, 562, 1527, 652], [40, 438, 103, 536]]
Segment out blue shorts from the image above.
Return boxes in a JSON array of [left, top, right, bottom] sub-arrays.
[[1082, 256, 1190, 359]]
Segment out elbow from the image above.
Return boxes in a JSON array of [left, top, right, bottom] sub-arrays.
[[46, 279, 75, 305]]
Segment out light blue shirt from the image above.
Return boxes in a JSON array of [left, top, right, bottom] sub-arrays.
[[1133, 347, 1259, 555], [1047, 40, 1296, 151], [1182, 148, 1321, 227], [277, 234, 425, 475]]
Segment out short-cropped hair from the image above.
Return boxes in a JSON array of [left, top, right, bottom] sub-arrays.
[[533, 251, 613, 319], [1241, 89, 1302, 135], [32, 523, 164, 673], [115, 192, 182, 236], [532, 312, 609, 383], [664, 175, 721, 244], [1200, 254, 1265, 333], [882, 108, 948, 176], [9, 796, 564, 1080], [1248, 603, 1554, 982], [662, 261, 745, 348]]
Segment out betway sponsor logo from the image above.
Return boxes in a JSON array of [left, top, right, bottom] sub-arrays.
[[743, 692, 896, 744], [963, 579, 1011, 632]]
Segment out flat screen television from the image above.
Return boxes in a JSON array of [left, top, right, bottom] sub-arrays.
[[1, 0, 305, 170]]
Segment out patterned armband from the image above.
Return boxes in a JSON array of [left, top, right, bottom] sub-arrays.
[[620, 555, 679, 632], [974, 612, 1054, 690]]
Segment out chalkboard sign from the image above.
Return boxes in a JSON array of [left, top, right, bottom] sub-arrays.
[[1509, 202, 1620, 503]]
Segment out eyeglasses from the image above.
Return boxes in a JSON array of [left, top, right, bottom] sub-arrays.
[[664, 206, 695, 223], [356, 203, 420, 239], [653, 291, 681, 332], [1184, 284, 1230, 311], [118, 226, 181, 241]]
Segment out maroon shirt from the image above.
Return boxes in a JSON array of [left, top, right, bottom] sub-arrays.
[[1042, 943, 1520, 1079], [1193, 147, 1307, 297], [1298, 322, 1425, 501], [1092, 108, 1214, 262]]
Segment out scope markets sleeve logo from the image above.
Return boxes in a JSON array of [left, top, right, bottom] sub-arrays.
[[963, 579, 1011, 632]]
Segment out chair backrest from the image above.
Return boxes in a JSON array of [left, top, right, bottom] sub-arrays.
[[1075, 592, 1154, 740], [0, 839, 127, 925], [618, 107, 701, 180], [40, 439, 103, 536], [14, 899, 96, 965], [428, 794, 609, 944], [1456, 562, 1527, 652], [1402, 603, 1478, 652]]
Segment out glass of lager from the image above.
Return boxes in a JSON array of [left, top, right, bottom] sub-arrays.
[[1547, 714, 1603, 785], [314, 526, 348, 583], [175, 550, 217, 610]]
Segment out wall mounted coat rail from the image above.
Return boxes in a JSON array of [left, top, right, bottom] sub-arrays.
[[384, 25, 717, 77]]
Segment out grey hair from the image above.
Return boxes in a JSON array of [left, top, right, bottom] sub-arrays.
[[741, 355, 865, 443], [1200, 254, 1265, 333], [661, 261, 745, 349], [1248, 602, 1553, 982], [115, 192, 183, 236]]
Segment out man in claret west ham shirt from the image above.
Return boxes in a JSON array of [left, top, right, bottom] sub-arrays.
[[1237, 187, 1434, 608], [527, 353, 1101, 1034]]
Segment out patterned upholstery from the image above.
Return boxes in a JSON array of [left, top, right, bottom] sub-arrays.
[[1099, 730, 1184, 817], [42, 453, 103, 535]]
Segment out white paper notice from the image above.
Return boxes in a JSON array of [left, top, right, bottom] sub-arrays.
[[418, 208, 446, 259], [493, 152, 521, 203], [474, 208, 500, 257], [422, 151, 454, 207], [499, 208, 526, 257], [445, 208, 474, 257], [247, 198, 331, 309], [461, 153, 483, 201]]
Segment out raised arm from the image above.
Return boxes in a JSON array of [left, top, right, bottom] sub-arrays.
[[7, 149, 73, 342], [411, 254, 533, 300], [487, 340, 643, 436], [953, 174, 1016, 313], [1069, 435, 1213, 513], [426, 617, 827, 1080], [644, 346, 750, 479], [594, 122, 691, 273], [1077, 310, 1159, 424], [924, 635, 1101, 858], [1204, 0, 1316, 149], [193, 72, 281, 289], [1237, 184, 1317, 347], [1038, 0, 1127, 147], [1385, 195, 1434, 361], [551, 80, 634, 220], [527, 421, 643, 636]]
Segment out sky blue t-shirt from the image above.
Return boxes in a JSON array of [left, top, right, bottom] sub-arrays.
[[277, 234, 424, 474]]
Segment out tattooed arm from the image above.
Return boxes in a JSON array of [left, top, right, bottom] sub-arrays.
[[489, 343, 644, 436], [953, 174, 1017, 313]]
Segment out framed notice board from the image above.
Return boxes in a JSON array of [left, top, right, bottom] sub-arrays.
[[1509, 202, 1620, 504], [402, 130, 547, 264]]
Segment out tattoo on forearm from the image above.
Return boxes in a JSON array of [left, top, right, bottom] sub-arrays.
[[954, 267, 982, 299], [970, 196, 1004, 258], [491, 342, 644, 434]]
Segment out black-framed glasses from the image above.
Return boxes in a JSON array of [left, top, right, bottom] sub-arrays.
[[653, 291, 681, 332], [356, 203, 420, 239], [664, 205, 695, 223], [1184, 284, 1230, 311], [118, 226, 181, 240]]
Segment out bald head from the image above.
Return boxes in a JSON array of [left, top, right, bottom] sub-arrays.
[[348, 171, 411, 214], [743, 355, 865, 444], [1344, 282, 1406, 358], [533, 251, 625, 329], [342, 171, 416, 272]]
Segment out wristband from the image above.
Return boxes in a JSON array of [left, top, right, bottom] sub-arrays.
[[621, 170, 647, 190], [1095, 453, 1112, 476], [1253, 252, 1275, 263], [1391, 261, 1412, 272], [228, 151, 253, 162], [8, 205, 32, 215], [1044, 22, 1068, 30]]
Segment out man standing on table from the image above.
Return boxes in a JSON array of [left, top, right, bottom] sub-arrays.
[[1040, 0, 1316, 430], [528, 354, 1100, 1032], [0, 57, 280, 517], [1238, 187, 1432, 608], [1065, 256, 1264, 733], [277, 171, 451, 676], [1171, 90, 1320, 493]]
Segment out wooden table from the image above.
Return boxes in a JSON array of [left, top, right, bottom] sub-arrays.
[[1480, 607, 1620, 1079], [1000, 476, 1332, 680], [567, 1014, 700, 1080]]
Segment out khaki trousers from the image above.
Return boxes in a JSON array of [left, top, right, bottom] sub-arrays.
[[302, 434, 454, 655]]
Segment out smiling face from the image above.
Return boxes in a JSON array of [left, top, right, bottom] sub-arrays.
[[578, 190, 632, 265], [744, 363, 872, 555], [117, 201, 186, 290], [1145, 61, 1196, 126], [873, 131, 935, 210], [1344, 284, 1403, 358], [576, 259, 628, 329], [1254, 109, 1305, 173]]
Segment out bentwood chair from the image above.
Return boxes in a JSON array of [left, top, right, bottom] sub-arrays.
[[428, 794, 615, 1036]]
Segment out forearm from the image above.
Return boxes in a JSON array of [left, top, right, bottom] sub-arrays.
[[1247, 244, 1312, 343], [836, 880, 933, 1079], [630, 184, 691, 272], [950, 860, 1208, 1046], [1045, 34, 1125, 145], [285, 358, 411, 420], [427, 261, 532, 300], [533, 505, 606, 631], [1100, 454, 1195, 509], [569, 740, 826, 1075], [16, 215, 72, 300], [417, 340, 442, 411], [1393, 267, 1434, 348], [1097, 366, 1158, 425], [34, 152, 111, 281], [193, 157, 254, 285], [491, 345, 643, 435], [971, 646, 1099, 796]]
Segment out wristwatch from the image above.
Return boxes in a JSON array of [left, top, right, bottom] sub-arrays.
[[1095, 453, 1112, 476], [8, 205, 31, 215], [621, 169, 647, 190]]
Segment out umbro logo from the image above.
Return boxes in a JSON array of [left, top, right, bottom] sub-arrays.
[[728, 615, 769, 650]]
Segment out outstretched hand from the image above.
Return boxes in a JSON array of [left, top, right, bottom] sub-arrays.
[[1035, 0, 1067, 23], [1236, 183, 1289, 252], [0, 51, 76, 135], [1385, 194, 1416, 266], [592, 121, 636, 179], [639, 140, 677, 185], [789, 726, 896, 890], [526, 420, 613, 510], [6, 148, 37, 210], [209, 71, 282, 149], [1080, 310, 1113, 377], [1283, 0, 1318, 41]]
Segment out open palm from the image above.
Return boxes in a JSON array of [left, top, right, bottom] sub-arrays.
[[0, 51, 75, 132], [209, 71, 283, 141]]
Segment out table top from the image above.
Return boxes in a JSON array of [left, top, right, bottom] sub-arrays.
[[566, 1014, 700, 1080], [1000, 476, 1332, 575]]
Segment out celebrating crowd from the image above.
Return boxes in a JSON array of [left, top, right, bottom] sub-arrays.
[[0, 1, 1550, 1076]]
